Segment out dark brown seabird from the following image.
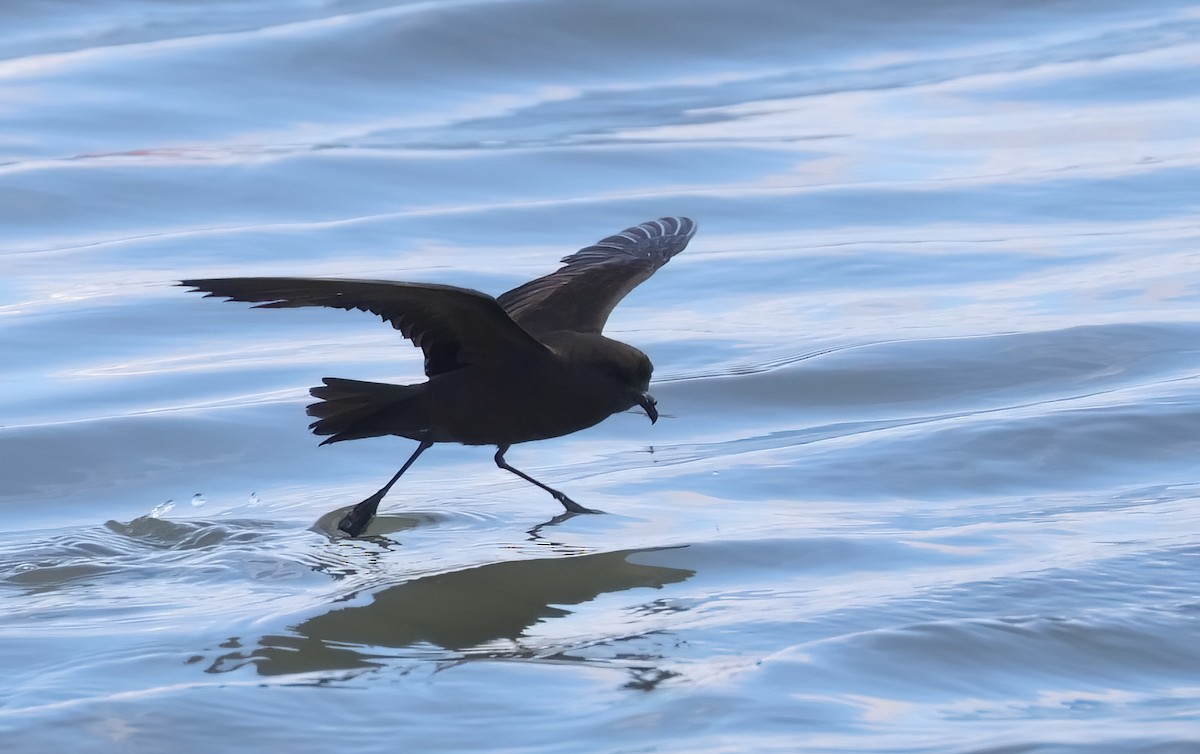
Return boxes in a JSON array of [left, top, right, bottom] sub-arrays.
[[180, 217, 696, 536]]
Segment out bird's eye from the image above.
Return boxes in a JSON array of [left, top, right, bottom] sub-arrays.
[[597, 360, 629, 382], [596, 358, 644, 386]]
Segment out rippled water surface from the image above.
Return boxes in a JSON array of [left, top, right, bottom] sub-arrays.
[[3, 1, 1200, 752]]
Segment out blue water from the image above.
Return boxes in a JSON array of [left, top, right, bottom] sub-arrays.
[[3, 1, 1200, 751]]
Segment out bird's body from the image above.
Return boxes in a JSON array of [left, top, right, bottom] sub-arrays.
[[308, 331, 650, 447], [181, 216, 695, 535]]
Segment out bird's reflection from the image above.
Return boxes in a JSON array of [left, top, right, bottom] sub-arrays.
[[208, 545, 694, 677]]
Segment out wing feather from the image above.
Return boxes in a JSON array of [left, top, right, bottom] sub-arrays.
[[179, 277, 549, 377], [496, 217, 696, 334]]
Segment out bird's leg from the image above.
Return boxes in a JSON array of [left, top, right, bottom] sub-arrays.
[[493, 445, 602, 515], [337, 440, 433, 536]]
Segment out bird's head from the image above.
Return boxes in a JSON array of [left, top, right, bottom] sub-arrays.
[[544, 331, 660, 425], [594, 341, 657, 424]]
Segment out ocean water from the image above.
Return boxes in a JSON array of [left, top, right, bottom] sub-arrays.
[[3, 1, 1200, 751]]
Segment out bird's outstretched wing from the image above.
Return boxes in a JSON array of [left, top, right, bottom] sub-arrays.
[[179, 277, 550, 377], [496, 217, 696, 334]]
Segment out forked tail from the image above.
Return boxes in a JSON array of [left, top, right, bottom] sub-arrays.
[[307, 377, 427, 445]]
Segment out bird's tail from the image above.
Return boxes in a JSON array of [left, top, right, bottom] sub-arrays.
[[307, 377, 428, 446]]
